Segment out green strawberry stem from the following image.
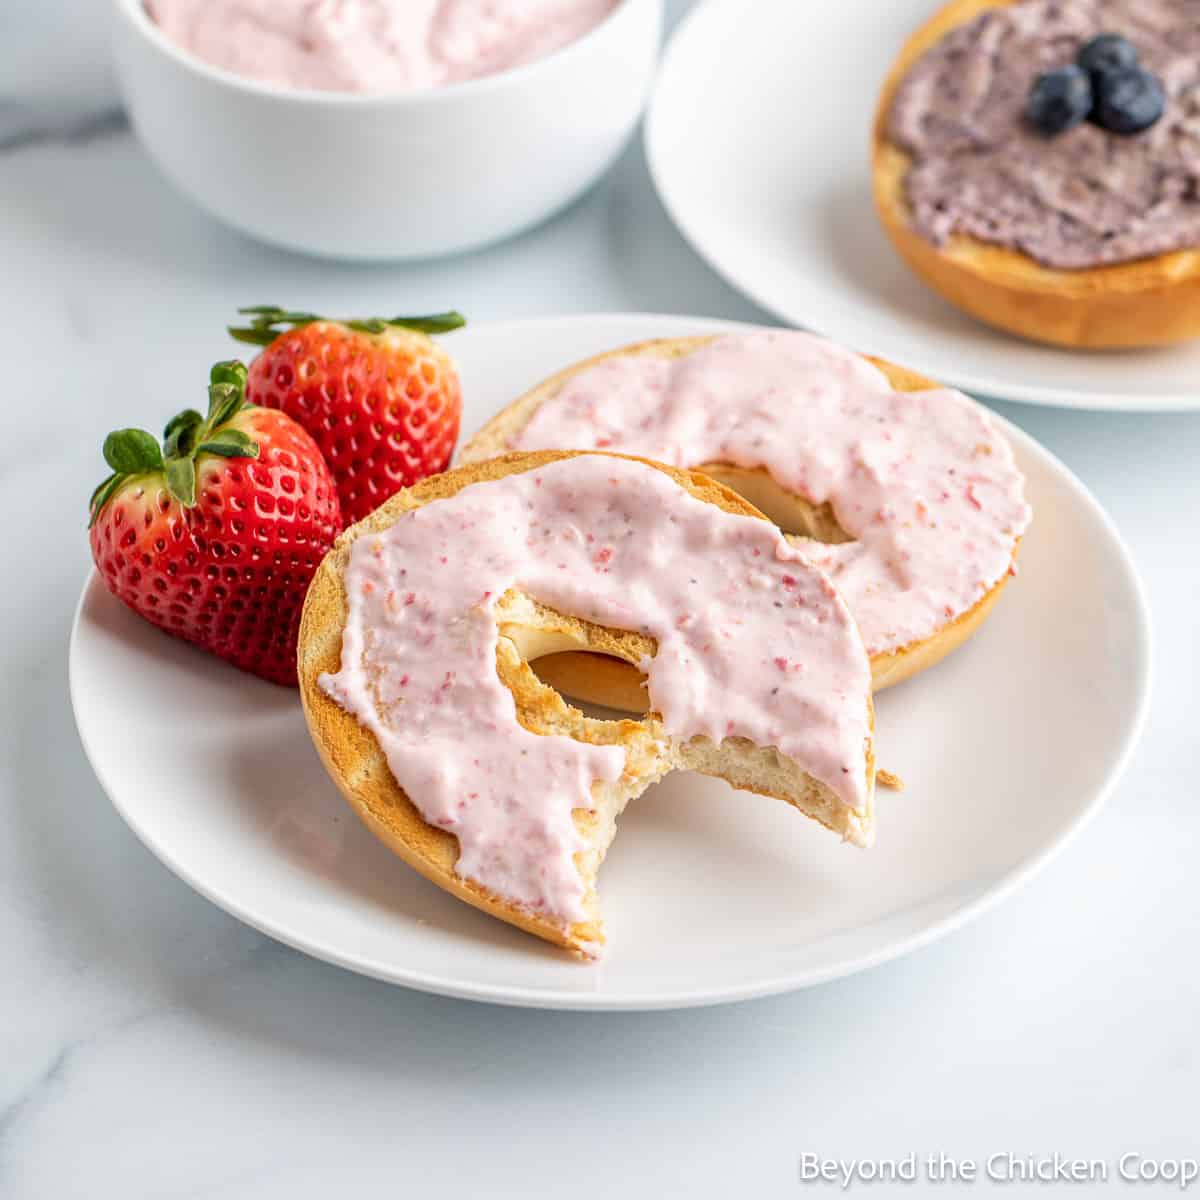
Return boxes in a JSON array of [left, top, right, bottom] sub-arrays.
[[227, 305, 466, 347], [89, 361, 260, 527]]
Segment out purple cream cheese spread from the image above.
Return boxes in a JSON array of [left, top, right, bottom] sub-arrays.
[[887, 0, 1200, 270]]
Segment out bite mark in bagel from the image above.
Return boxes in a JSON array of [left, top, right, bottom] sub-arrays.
[[299, 452, 876, 957]]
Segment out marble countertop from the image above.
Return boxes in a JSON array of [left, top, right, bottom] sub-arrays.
[[2, 3, 1197, 1196]]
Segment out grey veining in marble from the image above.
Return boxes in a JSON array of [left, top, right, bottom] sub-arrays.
[[1, 1, 120, 148], [0, 103, 125, 152]]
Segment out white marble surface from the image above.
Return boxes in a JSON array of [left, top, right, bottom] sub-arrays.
[[1, 3, 1198, 1196]]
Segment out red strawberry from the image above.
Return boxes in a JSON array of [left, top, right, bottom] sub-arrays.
[[89, 361, 343, 686], [231, 305, 465, 525]]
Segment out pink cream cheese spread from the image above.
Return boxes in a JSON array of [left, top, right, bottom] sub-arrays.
[[145, 0, 621, 93], [512, 332, 1032, 659], [320, 455, 872, 927]]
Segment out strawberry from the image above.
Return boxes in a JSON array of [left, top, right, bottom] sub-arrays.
[[230, 305, 466, 525], [89, 361, 343, 686]]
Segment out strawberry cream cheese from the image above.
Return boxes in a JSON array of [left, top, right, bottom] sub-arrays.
[[512, 333, 1032, 659], [320, 456, 872, 926], [145, 0, 621, 93]]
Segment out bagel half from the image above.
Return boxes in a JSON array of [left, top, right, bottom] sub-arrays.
[[299, 451, 876, 958], [461, 337, 1021, 712], [872, 0, 1200, 349]]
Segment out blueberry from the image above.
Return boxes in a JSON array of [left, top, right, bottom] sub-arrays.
[[1094, 66, 1165, 135], [1077, 33, 1139, 80], [1025, 65, 1093, 136]]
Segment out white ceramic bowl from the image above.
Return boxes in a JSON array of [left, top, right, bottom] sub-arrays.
[[112, 0, 663, 260]]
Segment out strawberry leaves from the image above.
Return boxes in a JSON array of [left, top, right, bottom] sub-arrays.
[[164, 457, 197, 507], [163, 410, 204, 458], [197, 429, 258, 458], [228, 304, 466, 347], [103, 429, 164, 475], [207, 360, 249, 427], [91, 430, 167, 528], [89, 360, 261, 526]]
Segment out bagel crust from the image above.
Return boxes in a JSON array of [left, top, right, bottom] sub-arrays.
[[873, 0, 1200, 348], [461, 334, 1028, 708], [299, 451, 876, 958]]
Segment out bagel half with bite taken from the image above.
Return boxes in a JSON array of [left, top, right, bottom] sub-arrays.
[[461, 332, 1030, 713], [299, 450, 876, 958], [873, 0, 1200, 348]]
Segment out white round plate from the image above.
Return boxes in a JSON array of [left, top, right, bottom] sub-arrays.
[[70, 314, 1151, 1010], [647, 0, 1200, 412]]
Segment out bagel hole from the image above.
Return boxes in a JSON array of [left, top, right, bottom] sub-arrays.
[[698, 463, 852, 544], [532, 652, 651, 717], [499, 607, 653, 721]]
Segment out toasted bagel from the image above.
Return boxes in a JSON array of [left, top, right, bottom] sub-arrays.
[[462, 335, 1027, 710], [299, 451, 876, 958], [872, 0, 1200, 349]]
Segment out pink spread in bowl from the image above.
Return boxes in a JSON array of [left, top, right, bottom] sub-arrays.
[[145, 0, 623, 93], [115, 0, 661, 257]]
